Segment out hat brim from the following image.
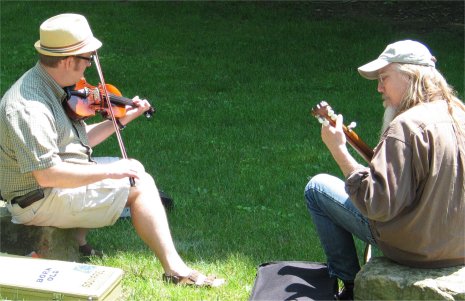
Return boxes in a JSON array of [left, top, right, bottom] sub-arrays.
[[34, 37, 102, 57], [357, 58, 390, 80]]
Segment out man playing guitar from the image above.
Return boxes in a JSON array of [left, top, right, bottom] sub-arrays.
[[305, 40, 465, 300]]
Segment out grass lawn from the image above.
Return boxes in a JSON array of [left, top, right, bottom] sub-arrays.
[[1, 1, 463, 300]]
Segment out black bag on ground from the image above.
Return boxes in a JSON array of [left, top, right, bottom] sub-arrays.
[[249, 261, 337, 301], [159, 190, 174, 211]]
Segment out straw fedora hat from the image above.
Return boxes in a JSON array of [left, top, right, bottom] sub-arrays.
[[34, 13, 102, 56]]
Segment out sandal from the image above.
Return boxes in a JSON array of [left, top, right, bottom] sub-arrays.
[[79, 243, 103, 258], [162, 270, 225, 288]]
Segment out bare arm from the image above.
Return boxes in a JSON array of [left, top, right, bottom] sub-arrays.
[[32, 159, 140, 188], [86, 96, 153, 147], [86, 119, 120, 147]]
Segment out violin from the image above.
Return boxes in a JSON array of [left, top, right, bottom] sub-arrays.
[[73, 52, 148, 187], [65, 77, 155, 121]]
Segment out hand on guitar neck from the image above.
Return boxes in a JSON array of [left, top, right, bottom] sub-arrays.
[[311, 101, 374, 163]]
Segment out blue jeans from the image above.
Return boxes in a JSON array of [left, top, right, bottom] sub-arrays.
[[304, 173, 377, 282]]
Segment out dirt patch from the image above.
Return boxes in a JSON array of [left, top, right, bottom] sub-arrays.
[[309, 1, 464, 32]]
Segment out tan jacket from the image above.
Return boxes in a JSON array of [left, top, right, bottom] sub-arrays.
[[346, 100, 465, 268]]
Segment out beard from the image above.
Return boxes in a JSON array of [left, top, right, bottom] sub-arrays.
[[380, 105, 398, 137]]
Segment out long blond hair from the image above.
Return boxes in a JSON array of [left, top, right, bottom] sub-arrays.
[[396, 63, 464, 110], [395, 63, 465, 139]]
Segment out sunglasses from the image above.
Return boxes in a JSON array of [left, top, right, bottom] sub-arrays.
[[74, 55, 94, 65]]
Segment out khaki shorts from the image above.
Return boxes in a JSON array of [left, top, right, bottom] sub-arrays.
[[8, 158, 130, 228]]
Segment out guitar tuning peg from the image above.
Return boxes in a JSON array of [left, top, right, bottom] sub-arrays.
[[318, 117, 325, 124], [322, 119, 330, 127], [328, 108, 334, 117], [348, 121, 357, 130]]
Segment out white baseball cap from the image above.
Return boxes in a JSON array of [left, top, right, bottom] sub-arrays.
[[358, 40, 436, 80]]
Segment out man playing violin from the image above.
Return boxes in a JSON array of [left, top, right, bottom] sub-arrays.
[[305, 40, 465, 300], [0, 13, 224, 287]]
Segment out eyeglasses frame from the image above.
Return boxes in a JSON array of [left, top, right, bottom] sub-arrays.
[[73, 54, 94, 66]]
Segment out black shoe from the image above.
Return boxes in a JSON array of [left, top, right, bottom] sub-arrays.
[[79, 243, 103, 258]]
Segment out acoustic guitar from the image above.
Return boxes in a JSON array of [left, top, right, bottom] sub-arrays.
[[311, 100, 374, 262], [311, 101, 374, 163]]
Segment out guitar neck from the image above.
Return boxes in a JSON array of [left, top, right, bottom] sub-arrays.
[[341, 124, 374, 163]]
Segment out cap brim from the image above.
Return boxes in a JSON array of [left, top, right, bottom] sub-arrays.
[[34, 37, 102, 57], [357, 58, 390, 80]]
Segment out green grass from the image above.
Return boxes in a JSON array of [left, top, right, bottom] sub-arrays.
[[1, 1, 463, 300]]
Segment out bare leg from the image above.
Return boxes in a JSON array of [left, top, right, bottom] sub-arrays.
[[127, 172, 190, 276], [75, 228, 103, 256], [75, 228, 89, 246]]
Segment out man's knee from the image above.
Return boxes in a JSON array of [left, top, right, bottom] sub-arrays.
[[305, 173, 334, 208], [128, 172, 159, 202], [132, 170, 156, 189], [130, 159, 146, 174], [305, 174, 333, 195]]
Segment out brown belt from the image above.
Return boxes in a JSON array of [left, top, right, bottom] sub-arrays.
[[10, 189, 44, 209]]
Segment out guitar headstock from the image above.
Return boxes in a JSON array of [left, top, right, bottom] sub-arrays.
[[310, 100, 372, 162], [311, 101, 336, 126]]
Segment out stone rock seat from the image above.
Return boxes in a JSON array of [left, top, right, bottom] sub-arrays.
[[0, 201, 79, 261], [355, 256, 465, 300]]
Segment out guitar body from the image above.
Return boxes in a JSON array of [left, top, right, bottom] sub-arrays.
[[311, 101, 374, 163]]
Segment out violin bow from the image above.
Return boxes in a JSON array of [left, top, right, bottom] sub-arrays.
[[93, 51, 135, 187], [311, 101, 374, 163]]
